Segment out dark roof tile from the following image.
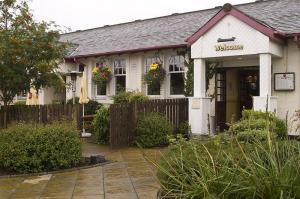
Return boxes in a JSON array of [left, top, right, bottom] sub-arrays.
[[60, 0, 300, 57]]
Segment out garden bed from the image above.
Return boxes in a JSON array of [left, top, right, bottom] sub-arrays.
[[0, 155, 111, 178]]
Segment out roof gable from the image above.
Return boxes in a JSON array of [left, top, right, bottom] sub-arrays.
[[186, 3, 285, 46]]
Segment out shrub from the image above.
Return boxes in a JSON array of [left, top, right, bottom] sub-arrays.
[[112, 91, 149, 104], [67, 97, 80, 104], [229, 110, 287, 141], [236, 130, 273, 142], [177, 121, 192, 138], [128, 92, 149, 103], [0, 122, 82, 173], [14, 100, 26, 105], [67, 98, 102, 115], [156, 137, 300, 198], [136, 112, 173, 148], [93, 106, 110, 144], [84, 100, 102, 115]]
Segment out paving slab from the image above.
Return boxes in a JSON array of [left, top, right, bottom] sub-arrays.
[[0, 141, 163, 199]]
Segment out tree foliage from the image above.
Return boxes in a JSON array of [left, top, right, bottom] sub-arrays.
[[0, 0, 67, 106]]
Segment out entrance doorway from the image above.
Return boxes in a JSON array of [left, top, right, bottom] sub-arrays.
[[215, 67, 259, 132]]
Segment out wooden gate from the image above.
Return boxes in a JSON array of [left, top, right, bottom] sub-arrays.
[[109, 98, 189, 148]]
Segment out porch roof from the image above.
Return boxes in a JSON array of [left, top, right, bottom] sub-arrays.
[[60, 0, 300, 60]]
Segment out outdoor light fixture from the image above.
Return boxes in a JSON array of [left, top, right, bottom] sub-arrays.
[[66, 71, 82, 104], [217, 37, 236, 42]]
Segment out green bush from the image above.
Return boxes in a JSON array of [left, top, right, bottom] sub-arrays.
[[14, 100, 26, 105], [177, 121, 192, 138], [67, 97, 80, 104], [84, 100, 102, 115], [0, 122, 82, 173], [136, 112, 173, 148], [112, 91, 149, 104], [67, 98, 102, 115], [229, 110, 287, 141], [236, 130, 274, 142], [157, 137, 300, 198], [92, 106, 110, 144]]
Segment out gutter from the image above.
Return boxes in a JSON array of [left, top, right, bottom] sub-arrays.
[[64, 44, 187, 62]]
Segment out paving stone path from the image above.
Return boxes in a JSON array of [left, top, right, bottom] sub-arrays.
[[0, 142, 163, 199]]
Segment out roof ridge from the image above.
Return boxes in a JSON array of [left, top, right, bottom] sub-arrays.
[[60, 0, 280, 36]]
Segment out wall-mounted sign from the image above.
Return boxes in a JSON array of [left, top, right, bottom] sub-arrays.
[[215, 44, 244, 51], [191, 99, 201, 109], [274, 72, 295, 91]]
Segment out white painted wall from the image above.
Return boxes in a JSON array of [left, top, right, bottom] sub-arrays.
[[191, 15, 283, 59], [58, 48, 186, 104], [272, 40, 300, 134]]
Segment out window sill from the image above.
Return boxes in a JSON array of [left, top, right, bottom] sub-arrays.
[[168, 95, 186, 98], [148, 95, 162, 98], [95, 96, 107, 100]]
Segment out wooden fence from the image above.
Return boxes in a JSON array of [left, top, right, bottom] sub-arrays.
[[0, 104, 82, 129], [110, 98, 189, 148]]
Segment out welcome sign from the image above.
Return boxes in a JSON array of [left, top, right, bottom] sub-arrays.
[[215, 44, 244, 51]]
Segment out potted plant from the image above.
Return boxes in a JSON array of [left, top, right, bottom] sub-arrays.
[[92, 63, 112, 86], [144, 62, 166, 87]]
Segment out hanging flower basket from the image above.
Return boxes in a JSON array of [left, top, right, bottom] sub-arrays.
[[144, 62, 166, 86], [92, 63, 112, 85]]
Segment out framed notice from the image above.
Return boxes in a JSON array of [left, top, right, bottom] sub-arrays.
[[274, 72, 295, 91]]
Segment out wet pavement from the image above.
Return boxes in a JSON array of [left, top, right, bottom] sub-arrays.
[[0, 142, 163, 199]]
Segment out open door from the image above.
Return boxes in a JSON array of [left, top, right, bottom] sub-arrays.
[[238, 70, 259, 118], [215, 70, 227, 132]]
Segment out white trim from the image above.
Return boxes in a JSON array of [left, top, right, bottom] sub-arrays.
[[95, 83, 108, 98]]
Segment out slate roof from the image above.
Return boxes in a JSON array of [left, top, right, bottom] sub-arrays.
[[59, 0, 300, 58]]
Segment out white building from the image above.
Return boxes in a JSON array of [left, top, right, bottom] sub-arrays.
[[55, 0, 300, 134]]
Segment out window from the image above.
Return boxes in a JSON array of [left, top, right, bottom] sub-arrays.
[[114, 59, 126, 94], [168, 55, 185, 95], [79, 63, 85, 72], [96, 83, 106, 96], [145, 57, 161, 95]]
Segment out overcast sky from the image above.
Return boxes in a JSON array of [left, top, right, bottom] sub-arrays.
[[29, 0, 254, 32]]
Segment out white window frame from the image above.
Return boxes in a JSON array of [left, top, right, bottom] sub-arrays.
[[114, 59, 126, 76], [144, 56, 162, 97], [95, 83, 107, 98], [113, 59, 127, 94], [94, 62, 109, 98], [168, 55, 186, 97]]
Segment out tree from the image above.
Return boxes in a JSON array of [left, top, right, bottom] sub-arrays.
[[0, 0, 67, 108]]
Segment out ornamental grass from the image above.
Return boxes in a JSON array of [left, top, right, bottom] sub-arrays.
[[154, 135, 300, 199]]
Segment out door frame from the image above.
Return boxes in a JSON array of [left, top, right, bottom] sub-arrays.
[[215, 66, 259, 132], [215, 69, 227, 132]]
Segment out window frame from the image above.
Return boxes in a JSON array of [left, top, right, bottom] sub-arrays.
[[113, 59, 126, 76], [144, 56, 162, 96], [113, 59, 127, 94], [168, 55, 186, 96], [95, 83, 107, 97]]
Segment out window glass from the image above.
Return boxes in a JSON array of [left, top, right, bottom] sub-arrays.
[[116, 76, 126, 94], [147, 83, 160, 95], [145, 57, 160, 73], [170, 73, 185, 95], [96, 83, 106, 96], [168, 55, 185, 72], [145, 57, 161, 95], [114, 59, 126, 76], [79, 64, 85, 72], [168, 55, 185, 95]]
